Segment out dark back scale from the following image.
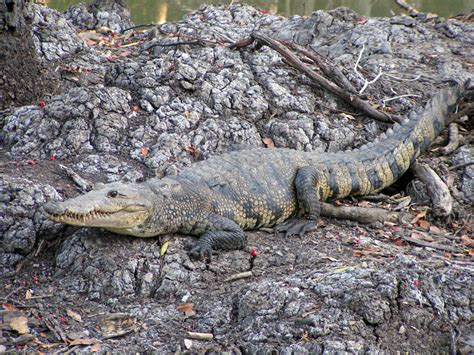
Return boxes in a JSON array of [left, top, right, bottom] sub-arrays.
[[177, 82, 466, 231]]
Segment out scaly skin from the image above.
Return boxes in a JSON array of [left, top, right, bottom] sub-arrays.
[[44, 81, 470, 258]]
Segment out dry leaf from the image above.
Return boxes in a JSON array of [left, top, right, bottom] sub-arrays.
[[177, 303, 195, 316], [358, 200, 371, 208], [139, 146, 149, 157], [160, 241, 169, 256], [98, 26, 112, 34], [410, 210, 427, 224], [69, 338, 98, 346], [418, 220, 430, 230], [429, 226, 443, 234], [25, 290, 32, 300], [394, 196, 411, 210], [460, 235, 474, 247], [67, 309, 83, 322], [90, 343, 102, 352], [10, 316, 29, 334], [185, 146, 199, 158], [262, 137, 275, 148], [183, 338, 193, 349], [98, 313, 136, 339], [85, 38, 98, 46], [468, 249, 474, 256], [184, 111, 190, 119], [339, 112, 355, 120], [3, 303, 16, 311]]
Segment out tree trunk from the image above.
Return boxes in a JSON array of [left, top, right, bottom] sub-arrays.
[[0, 0, 57, 110]]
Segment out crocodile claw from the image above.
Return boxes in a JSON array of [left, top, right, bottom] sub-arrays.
[[275, 218, 316, 237], [189, 244, 213, 261]]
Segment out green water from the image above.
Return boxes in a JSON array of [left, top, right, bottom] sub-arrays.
[[48, 0, 473, 25]]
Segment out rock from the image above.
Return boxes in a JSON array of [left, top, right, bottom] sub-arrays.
[[0, 3, 472, 353]]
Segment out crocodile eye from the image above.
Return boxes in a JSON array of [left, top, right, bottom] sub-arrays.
[[108, 190, 118, 198]]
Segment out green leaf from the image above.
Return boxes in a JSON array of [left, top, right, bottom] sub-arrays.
[[160, 241, 169, 256]]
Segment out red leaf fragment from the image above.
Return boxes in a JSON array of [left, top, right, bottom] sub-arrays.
[[38, 101, 46, 108], [413, 279, 420, 288], [139, 146, 149, 157], [49, 155, 55, 161], [132, 105, 139, 112], [250, 249, 258, 257], [3, 303, 16, 311], [261, 9, 268, 14], [26, 160, 36, 166]]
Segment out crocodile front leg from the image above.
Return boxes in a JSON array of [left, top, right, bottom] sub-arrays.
[[276, 166, 321, 237], [189, 212, 247, 260]]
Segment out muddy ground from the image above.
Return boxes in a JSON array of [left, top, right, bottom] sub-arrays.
[[1, 2, 473, 353]]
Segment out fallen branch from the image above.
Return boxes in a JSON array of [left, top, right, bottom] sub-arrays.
[[289, 44, 357, 93], [440, 123, 460, 155], [402, 236, 460, 253], [449, 161, 474, 171], [354, 45, 384, 94], [320, 202, 411, 224], [43, 314, 68, 343], [224, 271, 253, 282], [121, 23, 158, 33], [234, 33, 403, 123], [382, 94, 421, 107], [394, 0, 421, 16], [59, 164, 91, 192], [354, 44, 422, 95], [412, 163, 452, 217], [187, 332, 214, 340]]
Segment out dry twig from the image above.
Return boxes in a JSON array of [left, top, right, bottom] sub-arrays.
[[235, 33, 403, 123]]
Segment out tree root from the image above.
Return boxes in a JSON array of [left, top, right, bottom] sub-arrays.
[[412, 163, 453, 217], [320, 202, 411, 224], [440, 123, 460, 155]]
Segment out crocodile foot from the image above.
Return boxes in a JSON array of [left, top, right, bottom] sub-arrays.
[[189, 244, 213, 261], [275, 218, 316, 237]]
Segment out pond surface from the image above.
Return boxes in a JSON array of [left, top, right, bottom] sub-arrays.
[[47, 0, 472, 25]]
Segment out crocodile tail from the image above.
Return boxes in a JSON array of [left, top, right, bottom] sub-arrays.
[[317, 80, 470, 200], [361, 80, 470, 193]]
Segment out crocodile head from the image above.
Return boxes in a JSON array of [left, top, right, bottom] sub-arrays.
[[44, 180, 157, 237]]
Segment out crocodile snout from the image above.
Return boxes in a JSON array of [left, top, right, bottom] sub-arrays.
[[43, 201, 64, 215]]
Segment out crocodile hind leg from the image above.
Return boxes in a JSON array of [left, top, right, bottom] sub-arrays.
[[189, 212, 247, 260], [276, 166, 321, 237]]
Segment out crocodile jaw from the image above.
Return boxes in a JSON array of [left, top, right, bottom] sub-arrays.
[[45, 203, 150, 229]]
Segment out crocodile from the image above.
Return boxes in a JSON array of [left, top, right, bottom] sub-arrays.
[[44, 81, 470, 258]]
